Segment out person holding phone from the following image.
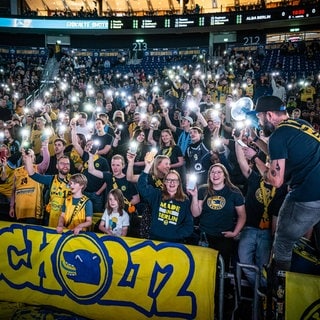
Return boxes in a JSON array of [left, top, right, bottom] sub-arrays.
[[137, 151, 193, 243], [127, 151, 170, 238], [189, 163, 246, 270], [128, 128, 151, 174], [235, 133, 287, 288]]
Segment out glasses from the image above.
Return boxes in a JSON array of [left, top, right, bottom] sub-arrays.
[[165, 178, 179, 184], [211, 170, 224, 175], [59, 162, 70, 166]]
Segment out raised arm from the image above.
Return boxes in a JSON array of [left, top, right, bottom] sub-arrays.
[[87, 152, 103, 179], [136, 152, 156, 199], [188, 187, 203, 218], [71, 121, 84, 157], [148, 127, 157, 147], [162, 108, 177, 132], [37, 142, 50, 174], [234, 140, 252, 179], [23, 150, 36, 175], [0, 157, 8, 182], [248, 128, 268, 155], [195, 106, 207, 128], [126, 152, 139, 183]]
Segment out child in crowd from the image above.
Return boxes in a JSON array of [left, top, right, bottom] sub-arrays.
[[99, 188, 130, 236], [56, 173, 93, 235]]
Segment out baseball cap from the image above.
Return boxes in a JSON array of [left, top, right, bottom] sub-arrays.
[[182, 116, 194, 125], [254, 96, 286, 113]]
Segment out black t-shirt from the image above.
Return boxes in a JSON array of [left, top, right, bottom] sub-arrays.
[[103, 172, 138, 202], [0, 107, 12, 122], [81, 152, 110, 192], [269, 119, 320, 201], [245, 170, 287, 228], [91, 133, 113, 151], [198, 185, 244, 236], [159, 145, 183, 166]]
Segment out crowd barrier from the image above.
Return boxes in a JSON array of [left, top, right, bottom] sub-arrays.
[[0, 221, 218, 320]]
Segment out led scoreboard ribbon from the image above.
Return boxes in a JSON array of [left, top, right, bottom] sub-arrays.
[[0, 6, 317, 31]]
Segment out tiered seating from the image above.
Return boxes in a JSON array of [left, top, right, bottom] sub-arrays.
[[260, 44, 319, 80]]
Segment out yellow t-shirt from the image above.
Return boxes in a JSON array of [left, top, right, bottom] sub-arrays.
[[13, 165, 43, 220], [63, 195, 89, 231]]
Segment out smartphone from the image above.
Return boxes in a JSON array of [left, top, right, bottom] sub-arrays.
[[90, 140, 100, 154], [128, 142, 138, 154], [22, 141, 31, 154], [237, 139, 247, 147], [234, 128, 241, 138], [187, 174, 197, 190]]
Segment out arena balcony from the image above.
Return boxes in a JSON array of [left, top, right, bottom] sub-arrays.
[[20, 0, 312, 17]]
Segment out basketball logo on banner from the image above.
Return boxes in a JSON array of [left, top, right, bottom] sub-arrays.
[[0, 221, 218, 320], [54, 233, 112, 302]]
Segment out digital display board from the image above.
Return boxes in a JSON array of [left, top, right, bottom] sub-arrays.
[[288, 8, 308, 19], [109, 18, 133, 29], [241, 12, 273, 23], [109, 19, 124, 29], [0, 6, 318, 31], [174, 17, 196, 28], [140, 18, 159, 28], [209, 14, 234, 26]]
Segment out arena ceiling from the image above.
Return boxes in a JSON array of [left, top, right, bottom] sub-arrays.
[[24, 0, 284, 17]]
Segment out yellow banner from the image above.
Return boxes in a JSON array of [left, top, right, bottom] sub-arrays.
[[0, 221, 217, 320], [286, 271, 320, 320]]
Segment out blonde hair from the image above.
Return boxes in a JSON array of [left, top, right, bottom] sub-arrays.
[[70, 173, 88, 191], [112, 110, 125, 122], [160, 129, 176, 148], [150, 155, 170, 178], [111, 154, 125, 167]]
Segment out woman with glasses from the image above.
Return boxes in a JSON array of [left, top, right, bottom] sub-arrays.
[[189, 163, 246, 269], [137, 151, 193, 243]]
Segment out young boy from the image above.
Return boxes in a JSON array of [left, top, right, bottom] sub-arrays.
[[56, 173, 93, 235]]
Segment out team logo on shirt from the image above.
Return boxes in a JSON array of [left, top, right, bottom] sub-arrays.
[[158, 201, 180, 225], [255, 188, 272, 204], [207, 196, 226, 210]]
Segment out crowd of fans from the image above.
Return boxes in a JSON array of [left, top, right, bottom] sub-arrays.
[[0, 41, 319, 313], [0, 53, 46, 105]]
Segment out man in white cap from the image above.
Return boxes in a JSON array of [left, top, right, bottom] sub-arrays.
[[163, 109, 193, 156]]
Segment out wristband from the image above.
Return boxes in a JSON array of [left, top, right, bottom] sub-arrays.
[[253, 136, 259, 142]]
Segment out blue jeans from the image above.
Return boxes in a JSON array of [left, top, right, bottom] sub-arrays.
[[274, 197, 320, 271], [238, 226, 272, 288]]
